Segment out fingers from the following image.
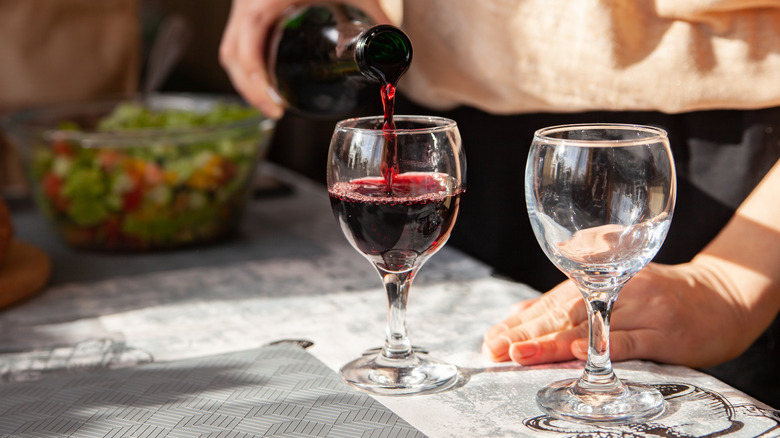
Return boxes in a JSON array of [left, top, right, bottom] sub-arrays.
[[507, 323, 589, 365], [571, 338, 588, 360], [482, 280, 586, 362], [605, 329, 652, 362], [342, 0, 394, 25], [219, 0, 287, 119], [482, 298, 537, 340], [570, 330, 653, 362], [496, 314, 667, 366], [480, 273, 675, 367]]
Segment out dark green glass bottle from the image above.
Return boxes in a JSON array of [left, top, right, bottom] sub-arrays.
[[267, 3, 413, 117]]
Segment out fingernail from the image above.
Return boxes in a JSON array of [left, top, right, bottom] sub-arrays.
[[510, 341, 539, 360], [572, 339, 588, 356], [482, 336, 510, 359], [484, 323, 508, 340], [266, 85, 284, 106]]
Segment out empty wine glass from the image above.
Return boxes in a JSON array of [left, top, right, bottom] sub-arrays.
[[328, 115, 466, 395], [525, 124, 676, 422]]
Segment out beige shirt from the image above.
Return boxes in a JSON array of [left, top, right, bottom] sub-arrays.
[[0, 0, 139, 111], [399, 0, 780, 114], [0, 0, 139, 192]]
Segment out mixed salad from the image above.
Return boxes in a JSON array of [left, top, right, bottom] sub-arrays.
[[29, 100, 267, 251]]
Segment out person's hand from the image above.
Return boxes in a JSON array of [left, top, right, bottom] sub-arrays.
[[482, 260, 765, 369], [219, 0, 292, 119], [219, 0, 392, 119]]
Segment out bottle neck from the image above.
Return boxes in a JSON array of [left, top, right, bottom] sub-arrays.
[[355, 24, 413, 86]]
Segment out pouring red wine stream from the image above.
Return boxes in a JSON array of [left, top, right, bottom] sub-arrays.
[[381, 83, 398, 194], [267, 3, 412, 193]]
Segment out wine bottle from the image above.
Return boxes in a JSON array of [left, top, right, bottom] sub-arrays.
[[267, 3, 413, 117]]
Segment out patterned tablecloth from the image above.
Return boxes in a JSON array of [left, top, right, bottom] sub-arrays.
[[1, 163, 778, 437]]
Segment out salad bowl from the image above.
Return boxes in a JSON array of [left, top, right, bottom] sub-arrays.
[[2, 93, 274, 251]]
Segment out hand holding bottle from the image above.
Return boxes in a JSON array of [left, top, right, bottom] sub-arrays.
[[219, 0, 393, 119]]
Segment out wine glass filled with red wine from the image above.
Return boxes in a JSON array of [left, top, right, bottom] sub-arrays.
[[328, 115, 466, 395]]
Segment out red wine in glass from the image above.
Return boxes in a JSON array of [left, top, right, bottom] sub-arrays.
[[330, 173, 462, 271]]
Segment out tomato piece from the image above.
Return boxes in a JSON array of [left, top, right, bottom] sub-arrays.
[[52, 140, 75, 156], [122, 188, 143, 211], [42, 173, 70, 212]]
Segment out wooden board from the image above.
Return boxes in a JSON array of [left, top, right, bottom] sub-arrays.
[[0, 240, 51, 310]]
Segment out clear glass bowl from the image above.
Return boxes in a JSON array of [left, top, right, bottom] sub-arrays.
[[2, 93, 275, 251]]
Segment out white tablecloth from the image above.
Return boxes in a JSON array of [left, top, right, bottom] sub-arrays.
[[2, 163, 778, 437]]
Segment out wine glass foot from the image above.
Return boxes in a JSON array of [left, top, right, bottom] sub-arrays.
[[340, 350, 458, 396], [536, 378, 665, 424]]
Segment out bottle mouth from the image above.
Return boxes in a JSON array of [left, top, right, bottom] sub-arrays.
[[356, 24, 413, 84]]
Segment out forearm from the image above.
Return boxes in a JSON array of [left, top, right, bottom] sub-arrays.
[[654, 0, 780, 20], [691, 158, 780, 344]]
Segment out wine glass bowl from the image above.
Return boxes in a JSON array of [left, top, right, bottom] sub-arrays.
[[328, 115, 465, 395], [526, 124, 675, 422]]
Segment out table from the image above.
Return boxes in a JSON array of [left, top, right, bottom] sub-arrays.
[[2, 163, 778, 437]]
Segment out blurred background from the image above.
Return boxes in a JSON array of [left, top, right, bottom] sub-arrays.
[[144, 0, 378, 186], [0, 0, 364, 198]]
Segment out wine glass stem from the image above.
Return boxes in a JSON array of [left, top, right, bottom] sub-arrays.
[[377, 267, 418, 360], [579, 290, 621, 390]]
